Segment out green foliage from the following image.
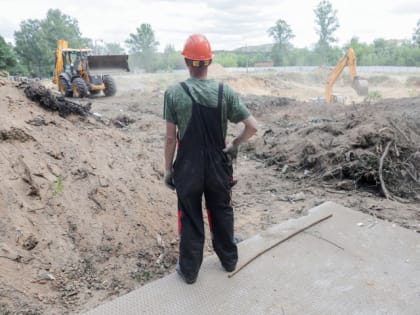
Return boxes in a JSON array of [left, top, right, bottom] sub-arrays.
[[103, 42, 126, 55], [52, 175, 64, 196], [364, 91, 383, 104], [125, 24, 159, 72], [214, 53, 239, 67], [0, 36, 17, 72], [14, 9, 88, 78], [125, 24, 159, 54], [314, 0, 340, 64], [267, 19, 295, 66], [413, 19, 420, 47], [268, 19, 295, 44], [162, 44, 184, 70], [6, 7, 420, 75], [92, 42, 126, 55]]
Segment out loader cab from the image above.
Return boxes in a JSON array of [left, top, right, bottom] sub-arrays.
[[63, 51, 87, 77]]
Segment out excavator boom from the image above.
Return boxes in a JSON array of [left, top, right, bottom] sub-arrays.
[[325, 48, 368, 103]]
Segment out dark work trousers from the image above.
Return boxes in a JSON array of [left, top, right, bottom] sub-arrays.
[[173, 82, 238, 280]]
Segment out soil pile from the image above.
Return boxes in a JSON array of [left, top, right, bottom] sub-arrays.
[[0, 79, 177, 314], [208, 63, 228, 77], [1, 71, 419, 314], [247, 96, 420, 202]]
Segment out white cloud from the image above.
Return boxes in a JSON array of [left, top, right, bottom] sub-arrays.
[[0, 17, 18, 42], [0, 0, 418, 51], [392, 1, 420, 15]]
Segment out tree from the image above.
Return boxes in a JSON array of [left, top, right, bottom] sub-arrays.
[[14, 19, 44, 76], [344, 37, 375, 66], [372, 38, 400, 65], [162, 44, 184, 70], [267, 19, 295, 66], [0, 35, 17, 72], [14, 9, 87, 77], [103, 43, 126, 55], [125, 24, 159, 72], [214, 52, 239, 67], [314, 0, 340, 64], [413, 19, 420, 47]]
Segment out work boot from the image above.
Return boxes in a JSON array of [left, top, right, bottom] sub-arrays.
[[222, 262, 236, 272], [176, 264, 197, 284]]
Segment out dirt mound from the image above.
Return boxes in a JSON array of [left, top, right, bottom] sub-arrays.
[[208, 63, 228, 77], [2, 71, 419, 314], [246, 96, 420, 201], [0, 79, 177, 314], [226, 75, 293, 96], [406, 76, 420, 87], [243, 95, 294, 112], [368, 75, 402, 87]]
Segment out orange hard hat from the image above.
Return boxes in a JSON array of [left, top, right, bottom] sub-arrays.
[[182, 34, 214, 61]]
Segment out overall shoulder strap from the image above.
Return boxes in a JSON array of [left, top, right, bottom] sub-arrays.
[[180, 82, 195, 102], [217, 82, 224, 108]]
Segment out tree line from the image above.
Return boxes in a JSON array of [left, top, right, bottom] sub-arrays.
[[0, 1, 419, 77], [263, 0, 420, 67]]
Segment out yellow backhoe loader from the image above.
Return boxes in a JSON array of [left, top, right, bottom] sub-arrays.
[[52, 39, 129, 98], [325, 48, 368, 103]]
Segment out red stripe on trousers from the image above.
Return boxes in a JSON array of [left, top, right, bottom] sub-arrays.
[[206, 208, 213, 233], [178, 210, 182, 235]]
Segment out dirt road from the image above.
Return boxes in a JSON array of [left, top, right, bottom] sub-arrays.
[[0, 69, 419, 314]]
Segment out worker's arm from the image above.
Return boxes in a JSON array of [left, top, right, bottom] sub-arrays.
[[224, 115, 258, 159], [232, 115, 258, 146], [164, 121, 177, 189], [164, 121, 177, 171]]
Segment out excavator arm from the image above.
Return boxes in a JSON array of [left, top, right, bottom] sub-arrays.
[[325, 48, 368, 103], [53, 39, 68, 84]]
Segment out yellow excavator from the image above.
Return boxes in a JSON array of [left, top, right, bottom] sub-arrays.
[[325, 48, 368, 103], [53, 39, 129, 97]]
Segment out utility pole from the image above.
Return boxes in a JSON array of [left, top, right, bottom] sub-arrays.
[[245, 42, 249, 75], [94, 39, 103, 55]]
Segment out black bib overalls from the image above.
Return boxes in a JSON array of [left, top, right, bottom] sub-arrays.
[[174, 82, 238, 279]]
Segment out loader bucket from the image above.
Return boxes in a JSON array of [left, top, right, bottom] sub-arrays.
[[352, 77, 369, 96], [87, 55, 130, 73]]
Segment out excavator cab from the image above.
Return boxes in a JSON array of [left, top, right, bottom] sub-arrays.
[[53, 39, 129, 98], [325, 48, 368, 103]]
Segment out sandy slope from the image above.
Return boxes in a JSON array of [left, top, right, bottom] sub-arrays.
[[0, 69, 419, 314]]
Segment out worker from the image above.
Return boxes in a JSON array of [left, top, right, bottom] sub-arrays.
[[163, 34, 258, 284]]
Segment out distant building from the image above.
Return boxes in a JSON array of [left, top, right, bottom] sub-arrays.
[[254, 61, 274, 67]]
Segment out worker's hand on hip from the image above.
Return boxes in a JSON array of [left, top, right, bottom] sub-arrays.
[[163, 169, 175, 190], [223, 142, 238, 161]]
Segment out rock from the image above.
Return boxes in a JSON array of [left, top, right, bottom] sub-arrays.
[[289, 192, 306, 202], [336, 180, 354, 191], [38, 271, 55, 281], [99, 176, 109, 188], [22, 234, 38, 251], [156, 234, 164, 247]]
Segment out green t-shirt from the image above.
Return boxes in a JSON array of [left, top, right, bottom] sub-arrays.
[[163, 77, 250, 139]]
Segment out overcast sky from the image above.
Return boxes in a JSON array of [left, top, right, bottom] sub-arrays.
[[0, 0, 419, 51]]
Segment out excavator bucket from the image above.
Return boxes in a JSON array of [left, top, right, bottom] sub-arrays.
[[87, 55, 130, 73], [352, 77, 369, 96]]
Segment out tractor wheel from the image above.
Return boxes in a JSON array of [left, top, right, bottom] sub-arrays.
[[59, 75, 73, 97], [72, 78, 88, 98], [103, 75, 116, 96]]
